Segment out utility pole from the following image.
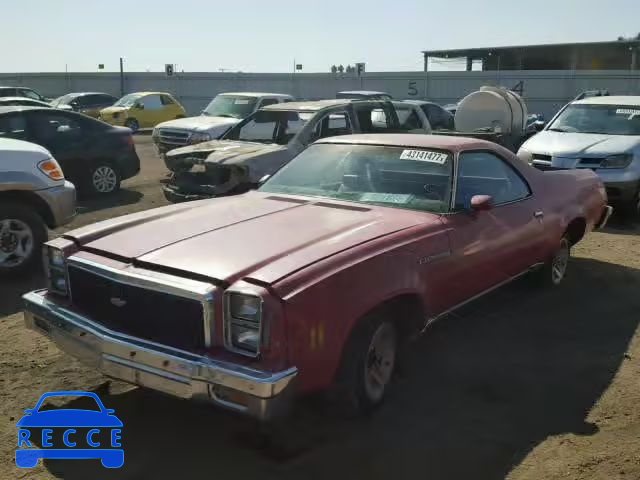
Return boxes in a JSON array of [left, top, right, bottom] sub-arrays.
[[119, 57, 125, 97]]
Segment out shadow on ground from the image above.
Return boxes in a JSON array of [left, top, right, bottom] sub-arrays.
[[31, 257, 640, 480], [76, 189, 143, 215], [0, 271, 45, 317]]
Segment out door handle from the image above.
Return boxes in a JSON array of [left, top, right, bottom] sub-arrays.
[[534, 211, 544, 219]]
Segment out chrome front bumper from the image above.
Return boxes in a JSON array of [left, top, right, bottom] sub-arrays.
[[23, 290, 297, 420]]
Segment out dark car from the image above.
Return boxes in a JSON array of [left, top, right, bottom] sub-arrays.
[[0, 86, 50, 103], [403, 100, 455, 130], [51, 93, 118, 118], [0, 107, 139, 196]]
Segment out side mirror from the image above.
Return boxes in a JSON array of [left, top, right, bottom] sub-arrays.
[[470, 195, 493, 212], [533, 120, 546, 131], [135, 103, 144, 110], [258, 174, 271, 186]]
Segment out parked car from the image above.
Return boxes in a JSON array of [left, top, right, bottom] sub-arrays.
[[51, 92, 118, 118], [0, 97, 51, 108], [403, 100, 455, 130], [0, 106, 139, 196], [574, 89, 610, 101], [518, 96, 640, 217], [0, 86, 50, 103], [152, 92, 294, 157], [23, 134, 610, 420], [99, 92, 186, 132], [443, 103, 458, 116], [162, 99, 431, 202], [0, 138, 75, 275], [336, 90, 392, 100]]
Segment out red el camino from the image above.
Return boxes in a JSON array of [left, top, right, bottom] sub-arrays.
[[24, 134, 611, 419]]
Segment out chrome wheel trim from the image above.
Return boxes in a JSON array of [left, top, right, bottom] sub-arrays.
[[92, 166, 117, 193], [0, 218, 34, 268], [551, 239, 570, 285], [363, 322, 397, 403]]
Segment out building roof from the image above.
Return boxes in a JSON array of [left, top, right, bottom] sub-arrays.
[[423, 39, 640, 58], [574, 95, 640, 106], [316, 133, 495, 151]]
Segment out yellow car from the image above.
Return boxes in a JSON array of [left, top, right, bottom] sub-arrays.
[[99, 92, 185, 132]]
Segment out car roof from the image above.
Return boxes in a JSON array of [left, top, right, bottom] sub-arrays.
[[263, 99, 405, 112], [61, 92, 114, 98], [0, 86, 34, 90], [0, 106, 49, 114], [0, 97, 46, 103], [124, 91, 170, 96], [338, 90, 390, 95], [316, 133, 497, 152], [573, 95, 640, 106], [219, 92, 293, 98]]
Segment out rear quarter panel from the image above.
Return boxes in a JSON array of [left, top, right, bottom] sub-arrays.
[[273, 221, 451, 393]]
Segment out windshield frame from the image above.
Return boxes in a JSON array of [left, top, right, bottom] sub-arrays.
[[202, 95, 258, 119], [547, 103, 640, 136], [259, 143, 455, 214], [113, 93, 143, 108]]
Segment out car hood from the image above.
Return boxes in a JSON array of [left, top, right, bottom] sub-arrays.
[[167, 139, 287, 166], [66, 192, 437, 286], [155, 116, 240, 132], [100, 106, 128, 115], [522, 131, 640, 157], [0, 138, 50, 158], [16, 410, 123, 427]]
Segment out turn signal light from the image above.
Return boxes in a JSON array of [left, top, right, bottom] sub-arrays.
[[37, 159, 64, 180]]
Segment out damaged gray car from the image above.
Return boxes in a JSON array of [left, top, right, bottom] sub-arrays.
[[162, 99, 431, 202]]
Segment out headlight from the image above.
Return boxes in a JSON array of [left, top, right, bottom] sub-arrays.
[[189, 132, 212, 144], [224, 290, 263, 356], [37, 158, 64, 180], [600, 154, 633, 169], [517, 149, 533, 165], [112, 112, 121, 119], [45, 245, 70, 296]]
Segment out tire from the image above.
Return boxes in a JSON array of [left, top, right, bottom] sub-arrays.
[[536, 236, 570, 287], [334, 314, 398, 416], [85, 162, 121, 196], [620, 188, 640, 221], [125, 118, 139, 132], [0, 203, 47, 277]]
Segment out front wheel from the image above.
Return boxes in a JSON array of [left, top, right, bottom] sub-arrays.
[[125, 118, 139, 132], [335, 315, 398, 415], [0, 203, 47, 277]]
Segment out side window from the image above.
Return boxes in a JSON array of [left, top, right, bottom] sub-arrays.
[[160, 95, 175, 105], [424, 104, 443, 127], [394, 106, 424, 132], [455, 151, 531, 209], [99, 95, 117, 106], [0, 115, 27, 140], [309, 112, 353, 142], [141, 95, 163, 110], [258, 98, 278, 109], [32, 113, 83, 140], [20, 89, 42, 101], [355, 104, 392, 133], [76, 95, 92, 107], [0, 88, 17, 97]]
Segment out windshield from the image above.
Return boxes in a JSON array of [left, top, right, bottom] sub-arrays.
[[202, 95, 258, 118], [51, 94, 75, 107], [113, 93, 142, 107], [548, 104, 640, 135], [223, 110, 312, 144], [260, 144, 453, 213]]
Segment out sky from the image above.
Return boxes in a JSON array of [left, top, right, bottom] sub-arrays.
[[3, 0, 639, 73]]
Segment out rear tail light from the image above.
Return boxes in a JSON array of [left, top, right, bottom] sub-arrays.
[[37, 158, 64, 180]]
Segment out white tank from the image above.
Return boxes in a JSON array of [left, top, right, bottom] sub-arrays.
[[454, 86, 528, 134]]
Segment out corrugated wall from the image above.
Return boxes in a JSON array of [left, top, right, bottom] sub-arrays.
[[1, 70, 639, 118]]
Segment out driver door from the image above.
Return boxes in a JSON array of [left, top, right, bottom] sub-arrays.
[[439, 150, 544, 306]]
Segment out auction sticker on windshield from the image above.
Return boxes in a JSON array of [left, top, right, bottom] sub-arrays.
[[400, 150, 449, 164], [615, 108, 640, 118]]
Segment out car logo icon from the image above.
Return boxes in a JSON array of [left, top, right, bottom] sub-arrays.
[[110, 297, 126, 307]]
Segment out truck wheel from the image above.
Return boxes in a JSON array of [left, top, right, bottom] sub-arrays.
[[86, 162, 121, 196], [335, 314, 398, 415], [536, 236, 570, 287], [125, 118, 139, 132], [0, 203, 47, 276]]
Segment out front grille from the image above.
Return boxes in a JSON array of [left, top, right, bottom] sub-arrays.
[[158, 128, 190, 146], [578, 157, 604, 168], [532, 153, 552, 163], [68, 265, 205, 352]]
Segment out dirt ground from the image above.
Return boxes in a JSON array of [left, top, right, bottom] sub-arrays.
[[0, 135, 639, 480]]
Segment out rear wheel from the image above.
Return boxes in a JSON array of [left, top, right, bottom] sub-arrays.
[[125, 118, 139, 132], [537, 236, 570, 287], [86, 162, 120, 196], [0, 203, 47, 276]]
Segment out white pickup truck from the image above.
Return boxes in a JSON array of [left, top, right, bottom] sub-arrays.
[[0, 138, 76, 275], [152, 92, 294, 156]]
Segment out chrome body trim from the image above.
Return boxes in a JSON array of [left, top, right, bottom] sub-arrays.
[[67, 256, 215, 347], [596, 205, 614, 229], [23, 290, 297, 420]]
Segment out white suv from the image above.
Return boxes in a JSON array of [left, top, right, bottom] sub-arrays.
[[0, 138, 75, 275], [152, 92, 294, 157]]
